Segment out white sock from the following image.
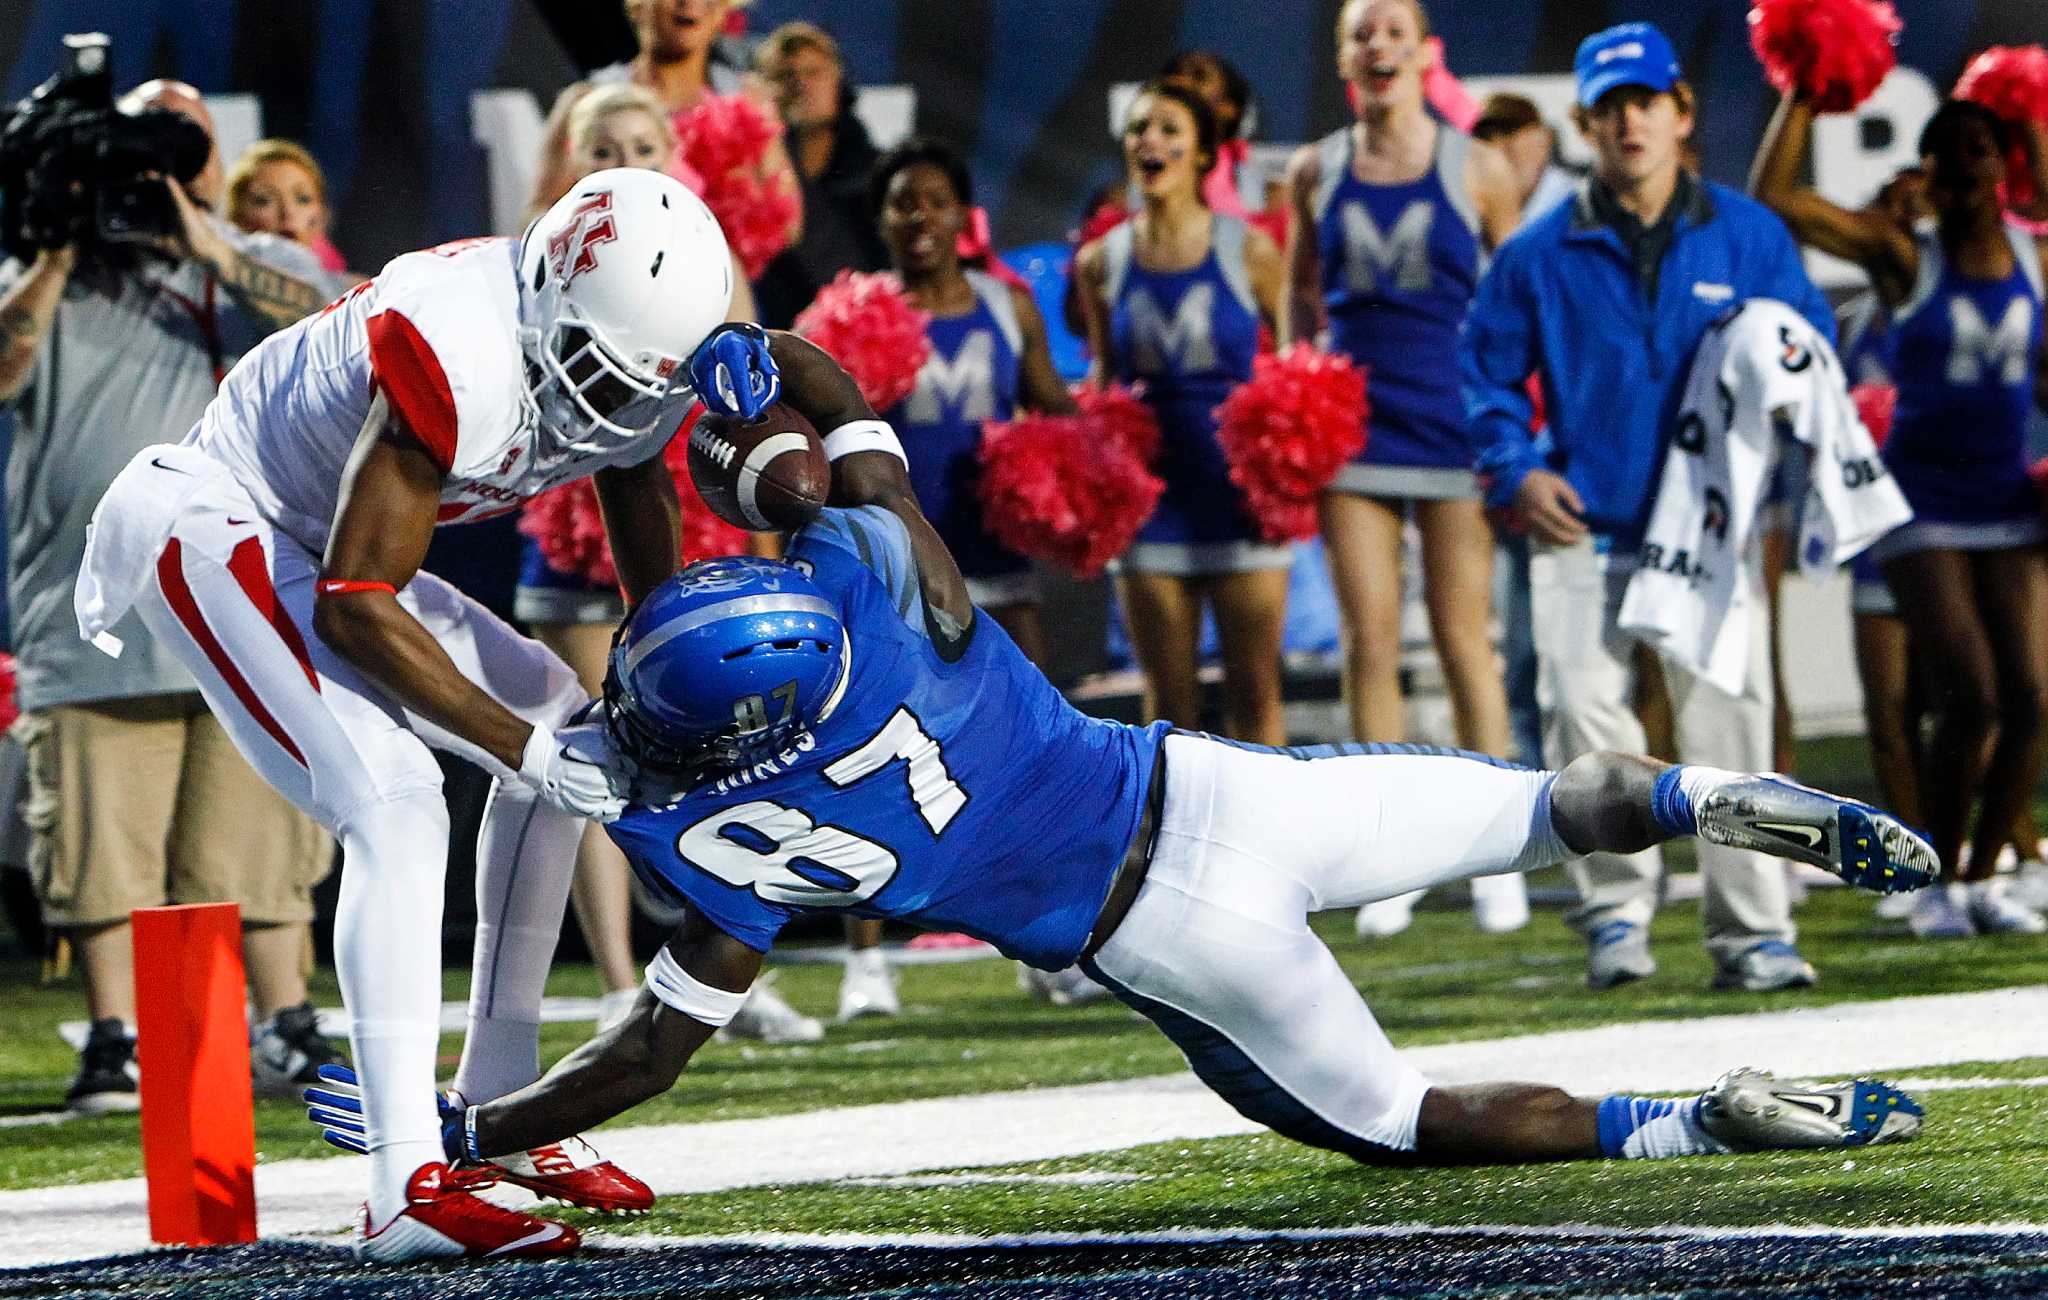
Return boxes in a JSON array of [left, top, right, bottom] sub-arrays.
[[1600, 1095, 1733, 1160], [453, 778, 585, 1105], [846, 946, 888, 978], [335, 795, 453, 1227]]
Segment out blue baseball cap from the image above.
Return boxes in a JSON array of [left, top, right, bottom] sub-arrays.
[[1574, 23, 1681, 108]]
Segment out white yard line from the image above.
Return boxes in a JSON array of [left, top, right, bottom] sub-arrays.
[[4, 985, 2045, 1270]]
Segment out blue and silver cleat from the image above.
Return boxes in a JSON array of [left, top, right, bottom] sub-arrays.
[[1698, 1067, 1923, 1150], [1696, 776, 1938, 895]]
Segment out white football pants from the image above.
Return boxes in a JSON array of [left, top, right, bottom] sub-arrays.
[[1085, 731, 1566, 1155]]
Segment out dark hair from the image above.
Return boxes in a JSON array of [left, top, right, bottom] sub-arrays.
[[868, 137, 974, 220], [1472, 92, 1544, 142], [1918, 99, 2011, 162], [1158, 49, 1252, 143], [1126, 78, 1221, 178]]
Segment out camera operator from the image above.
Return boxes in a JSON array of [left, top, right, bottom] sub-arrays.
[[0, 79, 338, 1113]]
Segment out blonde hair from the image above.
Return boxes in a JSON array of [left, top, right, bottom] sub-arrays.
[[225, 139, 327, 230], [566, 82, 676, 163]]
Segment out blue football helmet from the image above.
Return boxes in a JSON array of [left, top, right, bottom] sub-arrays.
[[604, 557, 847, 780]]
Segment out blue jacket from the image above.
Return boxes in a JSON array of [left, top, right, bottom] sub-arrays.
[[1459, 177, 1833, 546]]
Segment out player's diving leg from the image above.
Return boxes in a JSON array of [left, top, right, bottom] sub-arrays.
[[1081, 733, 1931, 1168]]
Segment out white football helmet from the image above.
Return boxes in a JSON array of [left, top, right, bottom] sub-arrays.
[[518, 168, 734, 451]]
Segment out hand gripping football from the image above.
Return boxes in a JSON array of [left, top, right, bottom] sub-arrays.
[[686, 402, 829, 532]]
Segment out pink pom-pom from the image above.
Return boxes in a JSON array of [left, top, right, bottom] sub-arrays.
[[1955, 45, 2048, 209], [978, 386, 1165, 578], [793, 271, 934, 411], [710, 171, 802, 280], [519, 409, 746, 587], [0, 653, 18, 735], [1850, 382, 1896, 449], [675, 93, 781, 187], [674, 93, 796, 277], [1071, 382, 1162, 464], [1747, 0, 1900, 114], [1213, 345, 1369, 543]]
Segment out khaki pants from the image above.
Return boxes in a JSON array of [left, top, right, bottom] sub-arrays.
[[1528, 537, 1791, 962], [20, 693, 334, 928]]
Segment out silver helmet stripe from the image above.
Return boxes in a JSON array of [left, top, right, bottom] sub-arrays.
[[622, 593, 840, 676]]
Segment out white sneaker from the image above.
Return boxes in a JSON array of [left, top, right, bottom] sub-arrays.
[[1470, 873, 1530, 934], [1873, 889, 1918, 921], [595, 987, 639, 1034], [836, 947, 901, 1022], [1908, 883, 1976, 939], [719, 976, 824, 1044], [1355, 890, 1421, 940], [1965, 879, 2047, 935], [1018, 963, 1112, 1007], [2009, 860, 2048, 913]]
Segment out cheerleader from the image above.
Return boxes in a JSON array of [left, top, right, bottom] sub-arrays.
[[1282, 0, 1526, 936], [1280, 0, 1521, 756], [1756, 93, 2048, 936], [874, 139, 1077, 663], [1074, 81, 1290, 742]]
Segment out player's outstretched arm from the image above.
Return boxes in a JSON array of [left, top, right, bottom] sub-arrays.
[[467, 905, 764, 1157], [765, 329, 974, 631], [316, 408, 548, 772]]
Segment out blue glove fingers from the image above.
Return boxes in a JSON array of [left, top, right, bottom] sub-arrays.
[[307, 1103, 367, 1132], [320, 1129, 370, 1156], [302, 1086, 363, 1113], [316, 1063, 360, 1087]]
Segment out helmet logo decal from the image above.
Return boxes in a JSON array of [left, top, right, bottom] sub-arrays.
[[546, 190, 619, 286]]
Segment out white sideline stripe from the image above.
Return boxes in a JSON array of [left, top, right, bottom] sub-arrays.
[[591, 1220, 2048, 1252], [4, 985, 2045, 1269], [840, 1172, 1147, 1188]]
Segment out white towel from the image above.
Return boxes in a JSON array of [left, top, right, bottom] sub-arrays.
[[1619, 300, 1911, 694]]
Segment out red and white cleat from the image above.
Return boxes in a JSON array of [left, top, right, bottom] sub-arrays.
[[358, 1162, 580, 1263], [489, 1135, 654, 1214]]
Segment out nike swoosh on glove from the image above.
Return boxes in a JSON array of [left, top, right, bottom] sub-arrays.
[[306, 1063, 470, 1165], [688, 322, 781, 420], [519, 720, 629, 822]]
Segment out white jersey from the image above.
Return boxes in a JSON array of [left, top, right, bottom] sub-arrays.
[[185, 236, 670, 553]]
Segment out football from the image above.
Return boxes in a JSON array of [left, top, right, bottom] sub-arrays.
[[686, 402, 830, 532]]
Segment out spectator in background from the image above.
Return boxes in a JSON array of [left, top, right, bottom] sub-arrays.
[[0, 81, 337, 1112], [1073, 82, 1290, 744], [1461, 25, 1834, 992], [224, 139, 356, 282], [1471, 92, 1576, 220], [1754, 93, 2048, 938], [753, 22, 888, 328], [864, 139, 1088, 1013], [512, 78, 816, 1044], [1283, 0, 1527, 939], [529, 0, 800, 257]]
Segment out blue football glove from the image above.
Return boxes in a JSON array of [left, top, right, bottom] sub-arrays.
[[688, 321, 781, 420], [304, 1063, 472, 1165]]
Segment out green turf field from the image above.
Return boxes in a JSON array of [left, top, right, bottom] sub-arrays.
[[2, 735, 2044, 1241]]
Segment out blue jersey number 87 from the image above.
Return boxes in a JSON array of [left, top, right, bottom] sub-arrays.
[[673, 707, 965, 908]]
